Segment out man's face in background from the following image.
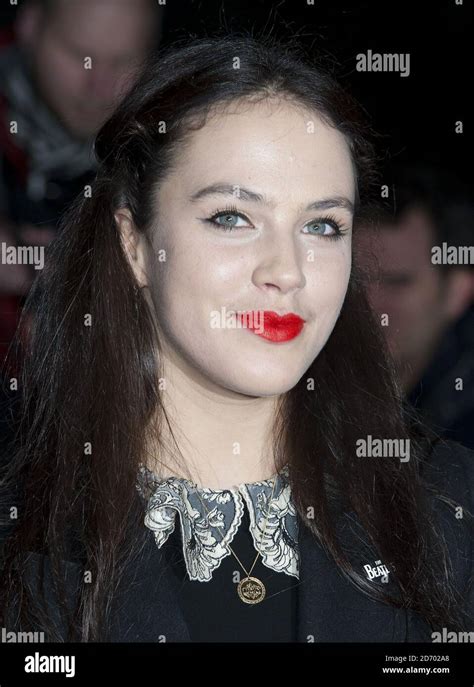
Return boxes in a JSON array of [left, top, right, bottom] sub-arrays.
[[17, 0, 160, 140], [358, 206, 470, 391]]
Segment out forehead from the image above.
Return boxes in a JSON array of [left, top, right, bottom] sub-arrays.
[[165, 99, 356, 203]]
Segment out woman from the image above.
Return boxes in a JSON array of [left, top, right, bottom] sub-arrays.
[[0, 32, 472, 643]]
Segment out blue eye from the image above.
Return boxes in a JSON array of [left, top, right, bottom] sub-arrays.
[[303, 218, 342, 238], [205, 206, 251, 232], [208, 212, 248, 231]]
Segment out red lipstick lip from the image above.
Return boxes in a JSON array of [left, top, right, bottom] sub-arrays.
[[236, 310, 306, 343]]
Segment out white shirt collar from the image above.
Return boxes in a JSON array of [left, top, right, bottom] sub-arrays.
[[136, 464, 299, 582]]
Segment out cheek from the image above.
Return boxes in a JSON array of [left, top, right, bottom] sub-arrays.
[[150, 238, 220, 329], [157, 235, 245, 301], [306, 249, 351, 314]]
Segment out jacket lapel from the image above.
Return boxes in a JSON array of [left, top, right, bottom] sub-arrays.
[[107, 528, 191, 642], [295, 514, 432, 642]]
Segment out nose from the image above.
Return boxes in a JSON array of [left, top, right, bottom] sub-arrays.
[[252, 232, 306, 294]]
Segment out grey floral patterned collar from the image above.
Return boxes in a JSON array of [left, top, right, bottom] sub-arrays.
[[136, 464, 299, 582]]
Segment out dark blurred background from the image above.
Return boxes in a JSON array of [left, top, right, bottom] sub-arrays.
[[0, 0, 472, 184], [0, 0, 473, 450]]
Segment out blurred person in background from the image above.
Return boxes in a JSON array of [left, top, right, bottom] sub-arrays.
[[0, 0, 163, 289], [357, 165, 474, 449], [0, 0, 164, 451]]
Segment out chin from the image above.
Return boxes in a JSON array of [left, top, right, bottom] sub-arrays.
[[221, 369, 304, 398]]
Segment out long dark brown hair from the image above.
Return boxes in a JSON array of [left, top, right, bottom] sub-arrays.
[[0, 31, 471, 641]]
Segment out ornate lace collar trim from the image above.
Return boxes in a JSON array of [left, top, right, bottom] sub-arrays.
[[136, 464, 299, 582]]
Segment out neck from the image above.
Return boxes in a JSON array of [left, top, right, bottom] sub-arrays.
[[145, 344, 281, 490]]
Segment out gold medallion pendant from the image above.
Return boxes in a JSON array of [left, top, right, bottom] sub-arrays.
[[237, 576, 266, 604]]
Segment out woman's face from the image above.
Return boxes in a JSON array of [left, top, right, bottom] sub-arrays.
[[138, 98, 355, 396]]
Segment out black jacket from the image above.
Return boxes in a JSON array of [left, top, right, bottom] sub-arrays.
[[2, 439, 473, 642]]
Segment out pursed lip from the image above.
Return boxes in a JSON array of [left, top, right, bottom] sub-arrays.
[[236, 310, 306, 342]]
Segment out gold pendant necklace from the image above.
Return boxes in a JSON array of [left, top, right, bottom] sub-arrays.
[[193, 470, 279, 605], [237, 575, 266, 604]]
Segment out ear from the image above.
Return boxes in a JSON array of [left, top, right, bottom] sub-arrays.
[[443, 269, 474, 323], [15, 3, 43, 50], [114, 208, 149, 288]]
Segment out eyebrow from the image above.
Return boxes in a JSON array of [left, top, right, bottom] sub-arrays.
[[189, 183, 354, 214]]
